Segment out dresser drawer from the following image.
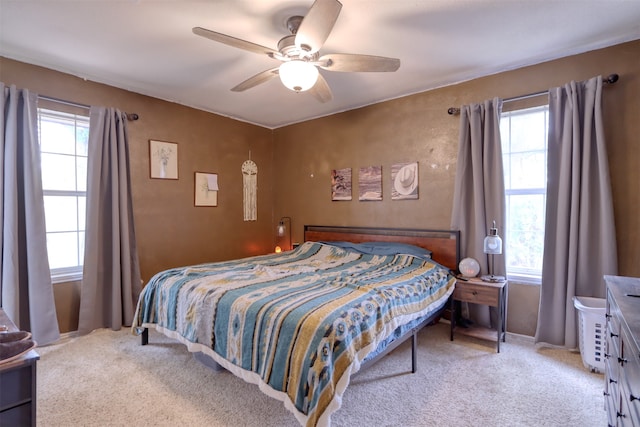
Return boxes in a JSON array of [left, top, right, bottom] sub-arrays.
[[0, 359, 34, 411], [606, 356, 619, 398], [607, 308, 622, 356], [454, 282, 500, 306], [607, 324, 621, 363], [619, 391, 637, 427], [0, 402, 32, 426], [621, 328, 640, 422], [604, 392, 618, 427]]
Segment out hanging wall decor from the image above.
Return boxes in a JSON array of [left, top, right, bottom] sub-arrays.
[[391, 162, 419, 200], [194, 172, 218, 206], [149, 140, 178, 179], [242, 159, 257, 221], [331, 168, 352, 201], [358, 165, 383, 201]]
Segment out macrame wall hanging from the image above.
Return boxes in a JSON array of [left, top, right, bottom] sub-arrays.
[[242, 156, 258, 221]]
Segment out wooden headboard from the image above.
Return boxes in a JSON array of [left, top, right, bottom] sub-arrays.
[[304, 225, 460, 271]]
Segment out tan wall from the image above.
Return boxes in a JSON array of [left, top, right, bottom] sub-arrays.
[[51, 281, 81, 333], [1, 58, 275, 332], [273, 40, 640, 336], [2, 40, 638, 336]]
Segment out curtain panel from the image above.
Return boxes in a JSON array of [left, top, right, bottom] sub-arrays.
[[535, 76, 618, 348], [0, 82, 60, 345], [78, 107, 141, 335], [450, 98, 506, 327]]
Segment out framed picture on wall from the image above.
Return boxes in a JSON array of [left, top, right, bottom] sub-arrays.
[[149, 140, 178, 179], [331, 168, 352, 201], [359, 165, 382, 201], [391, 162, 419, 200], [195, 172, 218, 206]]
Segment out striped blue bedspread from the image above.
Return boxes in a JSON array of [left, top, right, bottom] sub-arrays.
[[133, 241, 455, 426]]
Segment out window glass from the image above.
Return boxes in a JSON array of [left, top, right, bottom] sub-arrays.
[[509, 151, 546, 189], [46, 232, 81, 270], [504, 194, 546, 274], [78, 196, 86, 230], [77, 156, 87, 192], [76, 125, 89, 156], [509, 110, 546, 152], [41, 153, 77, 191], [43, 196, 79, 232], [39, 117, 76, 154]]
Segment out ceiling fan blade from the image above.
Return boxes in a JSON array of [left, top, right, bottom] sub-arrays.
[[295, 0, 342, 54], [193, 27, 279, 57], [231, 68, 280, 92], [317, 53, 400, 72], [308, 73, 333, 103]]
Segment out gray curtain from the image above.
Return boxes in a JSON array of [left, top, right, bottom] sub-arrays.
[[78, 107, 141, 335], [0, 83, 60, 345], [535, 76, 618, 348], [451, 98, 506, 327]]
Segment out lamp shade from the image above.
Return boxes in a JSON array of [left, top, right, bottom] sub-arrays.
[[279, 60, 319, 92], [277, 221, 286, 237], [483, 221, 502, 255]]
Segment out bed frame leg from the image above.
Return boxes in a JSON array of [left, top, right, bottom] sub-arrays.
[[141, 328, 148, 346], [411, 332, 417, 373]]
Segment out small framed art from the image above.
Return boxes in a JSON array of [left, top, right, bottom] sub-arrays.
[[150, 140, 178, 179], [391, 162, 418, 200], [195, 172, 218, 207], [359, 165, 382, 201], [331, 168, 352, 201]]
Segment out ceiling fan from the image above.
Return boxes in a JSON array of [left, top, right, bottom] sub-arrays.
[[192, 0, 400, 103]]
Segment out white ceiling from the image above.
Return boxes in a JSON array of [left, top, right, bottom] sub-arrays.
[[1, 1, 639, 129]]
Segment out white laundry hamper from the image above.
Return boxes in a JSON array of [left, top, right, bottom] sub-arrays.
[[573, 296, 606, 373]]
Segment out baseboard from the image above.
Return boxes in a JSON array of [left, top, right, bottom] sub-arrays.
[[60, 331, 78, 340], [506, 331, 535, 343]]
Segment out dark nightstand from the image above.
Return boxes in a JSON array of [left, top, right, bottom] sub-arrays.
[[450, 277, 508, 352]]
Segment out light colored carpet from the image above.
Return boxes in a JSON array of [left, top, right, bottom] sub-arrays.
[[36, 322, 606, 426]]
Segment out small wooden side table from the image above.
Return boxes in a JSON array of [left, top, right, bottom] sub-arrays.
[[0, 309, 39, 426], [450, 277, 508, 352]]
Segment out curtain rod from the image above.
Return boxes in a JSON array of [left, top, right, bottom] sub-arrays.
[[446, 73, 619, 115], [38, 95, 139, 121]]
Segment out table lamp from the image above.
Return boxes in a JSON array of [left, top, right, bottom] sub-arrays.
[[276, 216, 292, 251], [481, 220, 504, 282]]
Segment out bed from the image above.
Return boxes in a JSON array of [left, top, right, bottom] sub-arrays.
[[132, 225, 459, 426]]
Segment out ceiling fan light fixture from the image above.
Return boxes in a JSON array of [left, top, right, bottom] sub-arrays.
[[279, 60, 319, 92]]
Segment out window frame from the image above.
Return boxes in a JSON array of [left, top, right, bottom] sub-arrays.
[[38, 107, 90, 284], [500, 104, 549, 285]]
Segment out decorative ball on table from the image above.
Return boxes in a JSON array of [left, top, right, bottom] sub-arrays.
[[458, 257, 480, 278]]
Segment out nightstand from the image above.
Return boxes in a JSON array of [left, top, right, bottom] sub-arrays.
[[450, 277, 508, 353]]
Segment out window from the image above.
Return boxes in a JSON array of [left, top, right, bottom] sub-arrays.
[[38, 108, 89, 283], [500, 105, 548, 283]]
